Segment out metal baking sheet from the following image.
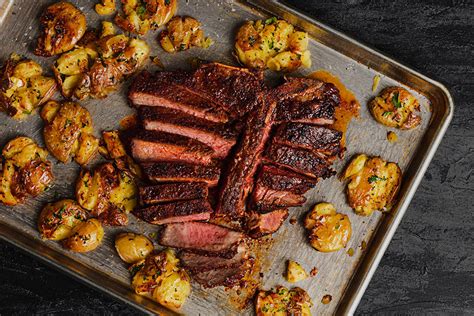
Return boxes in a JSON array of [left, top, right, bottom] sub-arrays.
[[0, 0, 453, 315]]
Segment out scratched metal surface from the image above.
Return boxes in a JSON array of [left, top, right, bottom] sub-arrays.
[[0, 0, 450, 315]]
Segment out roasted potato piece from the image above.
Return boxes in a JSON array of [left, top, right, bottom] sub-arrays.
[[286, 260, 309, 283], [101, 130, 142, 177], [153, 269, 191, 310], [62, 218, 104, 252], [115, 232, 154, 263], [235, 18, 311, 72], [34, 2, 87, 57], [159, 16, 212, 53], [41, 101, 99, 165], [95, 0, 116, 15], [0, 54, 56, 119], [369, 87, 421, 129], [256, 286, 312, 316], [114, 0, 177, 35], [100, 21, 116, 38], [304, 202, 352, 252], [342, 154, 402, 216], [38, 199, 88, 240]]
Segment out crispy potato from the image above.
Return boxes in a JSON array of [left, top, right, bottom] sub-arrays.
[[38, 199, 88, 240], [34, 2, 87, 57], [304, 202, 352, 252], [235, 18, 311, 72], [101, 131, 142, 177], [0, 137, 53, 206], [286, 260, 309, 283], [115, 232, 154, 263], [41, 101, 99, 165], [95, 0, 116, 15], [153, 269, 191, 310], [100, 21, 116, 38], [159, 16, 212, 53], [342, 154, 402, 216], [114, 0, 177, 35], [0, 54, 56, 119], [255, 286, 312, 316], [62, 218, 104, 252], [369, 87, 421, 129]]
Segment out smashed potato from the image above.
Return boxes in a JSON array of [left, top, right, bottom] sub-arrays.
[[76, 162, 137, 226], [235, 17, 311, 72], [115, 232, 153, 263], [159, 16, 212, 53], [343, 154, 402, 216], [0, 54, 56, 119], [369, 87, 421, 129], [304, 202, 352, 252], [62, 218, 104, 252], [286, 260, 309, 283], [34, 2, 87, 57], [95, 0, 116, 15], [41, 101, 99, 165], [100, 130, 142, 177], [114, 0, 177, 35], [256, 286, 312, 316], [38, 199, 88, 240], [130, 249, 191, 310], [0, 137, 53, 206]]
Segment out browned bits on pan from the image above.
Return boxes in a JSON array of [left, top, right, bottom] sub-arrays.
[[321, 294, 332, 304], [310, 267, 319, 277], [290, 217, 297, 225], [387, 131, 398, 143], [347, 247, 355, 257]]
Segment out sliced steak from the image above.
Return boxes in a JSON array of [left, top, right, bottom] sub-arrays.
[[216, 93, 276, 218], [264, 143, 335, 179], [141, 162, 220, 186], [247, 209, 289, 238], [159, 222, 244, 258], [179, 244, 248, 274], [138, 106, 238, 158], [252, 165, 317, 211], [133, 199, 213, 225], [139, 182, 208, 205], [128, 71, 230, 123], [127, 129, 215, 165], [192, 259, 252, 288], [274, 123, 343, 157]]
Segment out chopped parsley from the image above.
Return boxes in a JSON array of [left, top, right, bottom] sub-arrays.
[[368, 175, 387, 183], [164, 0, 171, 5], [265, 16, 277, 25], [392, 92, 402, 109], [136, 5, 146, 17], [382, 111, 393, 117]]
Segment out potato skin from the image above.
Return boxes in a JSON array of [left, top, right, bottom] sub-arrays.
[[95, 0, 116, 16], [115, 232, 153, 263], [255, 286, 312, 316], [159, 16, 212, 53], [62, 218, 104, 252], [369, 87, 421, 129], [34, 2, 87, 57], [343, 154, 402, 216], [38, 199, 88, 240]]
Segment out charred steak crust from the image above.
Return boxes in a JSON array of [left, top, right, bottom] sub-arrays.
[[179, 245, 248, 274], [141, 162, 221, 186], [247, 209, 289, 238], [139, 182, 208, 205], [191, 257, 253, 288]]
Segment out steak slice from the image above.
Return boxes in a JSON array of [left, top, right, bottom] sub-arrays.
[[127, 129, 215, 165], [247, 209, 289, 238], [252, 165, 317, 211], [138, 106, 238, 158], [159, 222, 244, 258], [179, 244, 248, 274], [132, 199, 213, 225], [192, 258, 252, 288], [274, 123, 343, 157], [139, 182, 208, 205], [141, 162, 220, 186], [186, 63, 264, 117], [216, 93, 276, 218], [128, 71, 229, 123], [264, 143, 335, 179]]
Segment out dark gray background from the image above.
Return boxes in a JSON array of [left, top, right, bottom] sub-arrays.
[[1, 0, 473, 315]]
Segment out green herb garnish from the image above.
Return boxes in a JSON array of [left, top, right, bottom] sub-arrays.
[[382, 111, 393, 117], [136, 5, 146, 16], [265, 16, 277, 25], [368, 175, 387, 183], [392, 92, 402, 109]]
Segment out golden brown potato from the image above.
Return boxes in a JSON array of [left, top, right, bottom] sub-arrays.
[[235, 18, 311, 72], [100, 131, 142, 177], [34, 2, 87, 57], [286, 260, 309, 283], [114, 0, 177, 35], [153, 269, 191, 310], [95, 0, 116, 15], [255, 286, 312, 316], [38, 199, 88, 240], [62, 218, 104, 252], [76, 162, 137, 226], [304, 202, 352, 252], [343, 154, 402, 216], [0, 137, 53, 206], [369, 87, 421, 129], [159, 16, 212, 53], [0, 54, 56, 119], [41, 101, 99, 165], [115, 232, 154, 263]]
